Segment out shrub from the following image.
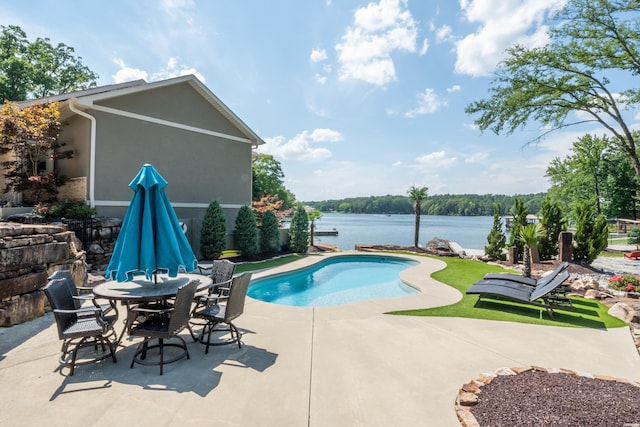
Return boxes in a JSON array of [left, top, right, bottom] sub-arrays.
[[33, 199, 96, 219], [234, 205, 258, 258], [573, 202, 608, 264], [628, 226, 640, 249], [484, 203, 506, 261], [608, 274, 640, 292], [289, 204, 309, 253], [200, 200, 226, 260], [260, 209, 280, 255]]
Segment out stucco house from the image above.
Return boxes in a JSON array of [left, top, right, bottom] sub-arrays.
[[10, 74, 264, 256]]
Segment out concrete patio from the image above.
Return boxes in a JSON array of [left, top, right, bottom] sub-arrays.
[[1, 253, 639, 426]]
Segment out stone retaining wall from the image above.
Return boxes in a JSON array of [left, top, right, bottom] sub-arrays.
[[0, 223, 87, 326]]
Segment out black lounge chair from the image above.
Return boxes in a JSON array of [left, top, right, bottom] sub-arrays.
[[466, 270, 572, 318], [482, 261, 569, 288]]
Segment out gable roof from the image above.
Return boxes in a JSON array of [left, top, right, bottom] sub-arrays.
[[19, 75, 265, 147]]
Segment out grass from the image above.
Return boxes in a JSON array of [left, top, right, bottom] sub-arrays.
[[389, 255, 627, 329], [234, 254, 308, 274]]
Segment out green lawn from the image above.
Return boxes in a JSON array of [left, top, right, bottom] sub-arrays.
[[389, 255, 626, 329]]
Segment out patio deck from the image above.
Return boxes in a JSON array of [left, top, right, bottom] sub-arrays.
[[1, 253, 639, 426]]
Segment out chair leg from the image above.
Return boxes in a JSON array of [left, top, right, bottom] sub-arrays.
[[159, 338, 164, 375], [229, 322, 242, 348]]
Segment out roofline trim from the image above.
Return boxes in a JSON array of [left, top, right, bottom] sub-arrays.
[[74, 100, 254, 145]]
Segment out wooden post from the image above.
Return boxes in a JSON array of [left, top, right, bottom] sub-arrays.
[[508, 246, 518, 265], [559, 231, 573, 262]]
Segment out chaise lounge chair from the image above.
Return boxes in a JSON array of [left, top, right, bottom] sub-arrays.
[[482, 261, 569, 288], [466, 270, 572, 318]]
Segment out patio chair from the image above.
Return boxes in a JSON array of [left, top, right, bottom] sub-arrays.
[[193, 272, 252, 353], [129, 280, 198, 375], [189, 259, 236, 338], [43, 276, 118, 376], [49, 270, 118, 322], [466, 270, 572, 319]]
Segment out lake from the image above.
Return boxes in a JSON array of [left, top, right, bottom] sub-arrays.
[[310, 213, 496, 251]]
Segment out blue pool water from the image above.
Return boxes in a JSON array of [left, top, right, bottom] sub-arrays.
[[248, 255, 419, 307]]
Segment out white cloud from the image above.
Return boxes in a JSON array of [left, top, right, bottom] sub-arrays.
[[314, 74, 328, 84], [112, 58, 148, 83], [405, 88, 446, 117], [112, 57, 205, 84], [447, 85, 461, 93], [151, 57, 206, 82], [258, 129, 343, 161], [413, 151, 458, 170], [435, 24, 453, 43], [336, 0, 418, 86], [311, 48, 328, 62], [464, 152, 488, 163], [455, 0, 567, 77], [419, 39, 429, 55]]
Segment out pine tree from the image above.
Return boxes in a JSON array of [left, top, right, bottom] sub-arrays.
[[484, 203, 506, 260], [508, 198, 528, 260], [234, 205, 258, 258], [538, 197, 565, 261], [289, 204, 309, 253], [573, 202, 608, 264], [200, 200, 226, 260], [260, 209, 280, 255]]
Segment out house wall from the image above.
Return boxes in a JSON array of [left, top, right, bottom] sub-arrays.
[[57, 114, 91, 182], [74, 81, 255, 258]]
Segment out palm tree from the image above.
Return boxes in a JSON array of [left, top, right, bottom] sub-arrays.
[[407, 185, 428, 247], [518, 224, 541, 278], [307, 209, 322, 247]]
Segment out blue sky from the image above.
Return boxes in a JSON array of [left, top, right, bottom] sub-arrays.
[[2, 0, 631, 201]]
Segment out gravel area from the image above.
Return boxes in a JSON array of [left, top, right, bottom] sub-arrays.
[[470, 370, 640, 427]]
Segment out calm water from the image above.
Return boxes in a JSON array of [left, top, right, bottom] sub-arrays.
[[249, 255, 419, 307], [310, 213, 494, 251]]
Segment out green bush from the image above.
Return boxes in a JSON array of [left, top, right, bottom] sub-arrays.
[[289, 204, 309, 253], [628, 226, 640, 249], [484, 203, 506, 261], [200, 200, 226, 260], [573, 202, 608, 264], [234, 205, 258, 258], [33, 200, 96, 219], [260, 210, 280, 255]]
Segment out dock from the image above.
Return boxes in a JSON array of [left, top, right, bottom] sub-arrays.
[[314, 228, 338, 236]]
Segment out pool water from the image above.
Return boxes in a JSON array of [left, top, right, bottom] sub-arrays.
[[248, 255, 419, 307]]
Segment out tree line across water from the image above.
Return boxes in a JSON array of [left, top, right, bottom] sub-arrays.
[[304, 193, 547, 216]]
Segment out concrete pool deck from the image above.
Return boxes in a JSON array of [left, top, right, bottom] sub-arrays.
[[1, 252, 639, 426]]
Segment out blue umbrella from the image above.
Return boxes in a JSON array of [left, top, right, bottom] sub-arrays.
[[105, 164, 198, 282]]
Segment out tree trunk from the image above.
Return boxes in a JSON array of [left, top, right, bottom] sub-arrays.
[[310, 222, 315, 247], [414, 205, 421, 247], [523, 245, 531, 278]]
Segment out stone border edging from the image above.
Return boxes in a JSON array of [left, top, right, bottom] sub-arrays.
[[454, 366, 640, 427]]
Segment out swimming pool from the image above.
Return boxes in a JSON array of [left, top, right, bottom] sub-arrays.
[[248, 255, 419, 307]]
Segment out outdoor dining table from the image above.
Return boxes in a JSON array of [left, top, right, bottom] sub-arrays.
[[93, 273, 212, 344]]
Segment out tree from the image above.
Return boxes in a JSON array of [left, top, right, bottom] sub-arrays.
[[573, 201, 609, 264], [0, 100, 72, 204], [465, 0, 640, 182], [518, 224, 541, 278], [234, 205, 258, 258], [307, 209, 321, 247], [508, 198, 529, 260], [407, 185, 428, 247], [628, 226, 640, 249], [538, 197, 565, 261], [289, 204, 309, 253], [200, 200, 226, 260], [484, 203, 506, 261], [252, 153, 294, 209], [260, 209, 280, 255], [0, 25, 98, 101]]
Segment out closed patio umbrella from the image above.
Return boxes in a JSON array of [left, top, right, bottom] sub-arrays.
[[105, 164, 198, 282]]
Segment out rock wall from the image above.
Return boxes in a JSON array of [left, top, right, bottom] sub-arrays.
[[85, 217, 122, 273], [0, 223, 87, 326]]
